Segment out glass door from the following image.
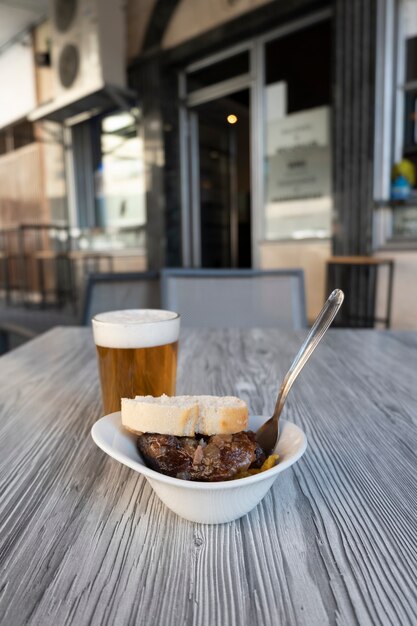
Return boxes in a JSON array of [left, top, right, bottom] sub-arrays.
[[262, 18, 332, 241], [180, 11, 332, 269], [188, 88, 251, 268]]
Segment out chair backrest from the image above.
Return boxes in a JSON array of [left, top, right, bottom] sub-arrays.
[[326, 256, 394, 328], [161, 268, 307, 329], [81, 271, 161, 326]]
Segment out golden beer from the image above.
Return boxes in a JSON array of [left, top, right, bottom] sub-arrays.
[[92, 310, 180, 414]]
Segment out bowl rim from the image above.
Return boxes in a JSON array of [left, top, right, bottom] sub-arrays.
[[91, 411, 308, 490]]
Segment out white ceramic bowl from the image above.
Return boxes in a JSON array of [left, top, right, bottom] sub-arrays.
[[91, 413, 307, 524]]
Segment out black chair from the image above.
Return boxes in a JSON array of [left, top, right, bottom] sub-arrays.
[[81, 271, 161, 326], [326, 256, 394, 328]]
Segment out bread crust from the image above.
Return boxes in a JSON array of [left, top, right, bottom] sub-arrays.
[[121, 395, 248, 436]]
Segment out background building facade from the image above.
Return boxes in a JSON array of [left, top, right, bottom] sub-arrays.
[[0, 0, 416, 325]]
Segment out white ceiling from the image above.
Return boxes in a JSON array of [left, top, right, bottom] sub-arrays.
[[0, 0, 49, 49]]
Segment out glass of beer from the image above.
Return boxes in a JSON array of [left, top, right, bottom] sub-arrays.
[[92, 309, 180, 414]]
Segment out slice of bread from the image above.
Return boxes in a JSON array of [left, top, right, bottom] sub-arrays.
[[122, 395, 198, 437], [193, 395, 248, 436], [121, 394, 248, 437]]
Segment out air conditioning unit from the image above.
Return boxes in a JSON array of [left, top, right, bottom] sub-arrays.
[[30, 0, 132, 123]]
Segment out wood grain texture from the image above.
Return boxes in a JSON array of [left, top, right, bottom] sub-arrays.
[[0, 143, 49, 227], [0, 328, 416, 625]]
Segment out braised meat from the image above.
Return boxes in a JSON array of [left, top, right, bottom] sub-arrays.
[[137, 430, 266, 481]]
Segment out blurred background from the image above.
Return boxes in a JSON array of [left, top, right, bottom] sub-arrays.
[[0, 0, 416, 335]]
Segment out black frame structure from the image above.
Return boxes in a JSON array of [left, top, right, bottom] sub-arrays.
[[126, 0, 379, 322]]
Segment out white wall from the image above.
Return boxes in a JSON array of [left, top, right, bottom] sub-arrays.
[[162, 0, 274, 49], [259, 239, 332, 323], [0, 39, 37, 128], [375, 250, 417, 330]]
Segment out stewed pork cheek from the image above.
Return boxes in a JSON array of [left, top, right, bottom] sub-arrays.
[[121, 395, 268, 482], [136, 431, 266, 481]]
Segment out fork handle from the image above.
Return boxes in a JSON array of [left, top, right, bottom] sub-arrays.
[[272, 289, 344, 421]]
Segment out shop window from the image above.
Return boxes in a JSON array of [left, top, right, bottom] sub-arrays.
[[390, 0, 417, 238], [71, 107, 146, 249], [263, 19, 332, 241], [399, 15, 417, 188], [401, 29, 417, 182], [95, 109, 146, 232]]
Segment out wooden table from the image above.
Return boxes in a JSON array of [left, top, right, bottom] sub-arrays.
[[0, 328, 416, 625]]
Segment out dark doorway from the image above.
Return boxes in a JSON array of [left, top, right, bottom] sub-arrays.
[[189, 88, 251, 268]]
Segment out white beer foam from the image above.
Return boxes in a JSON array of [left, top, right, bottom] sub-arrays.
[[92, 309, 180, 348]]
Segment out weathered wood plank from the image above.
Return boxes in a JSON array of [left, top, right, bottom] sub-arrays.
[[0, 328, 416, 625]]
